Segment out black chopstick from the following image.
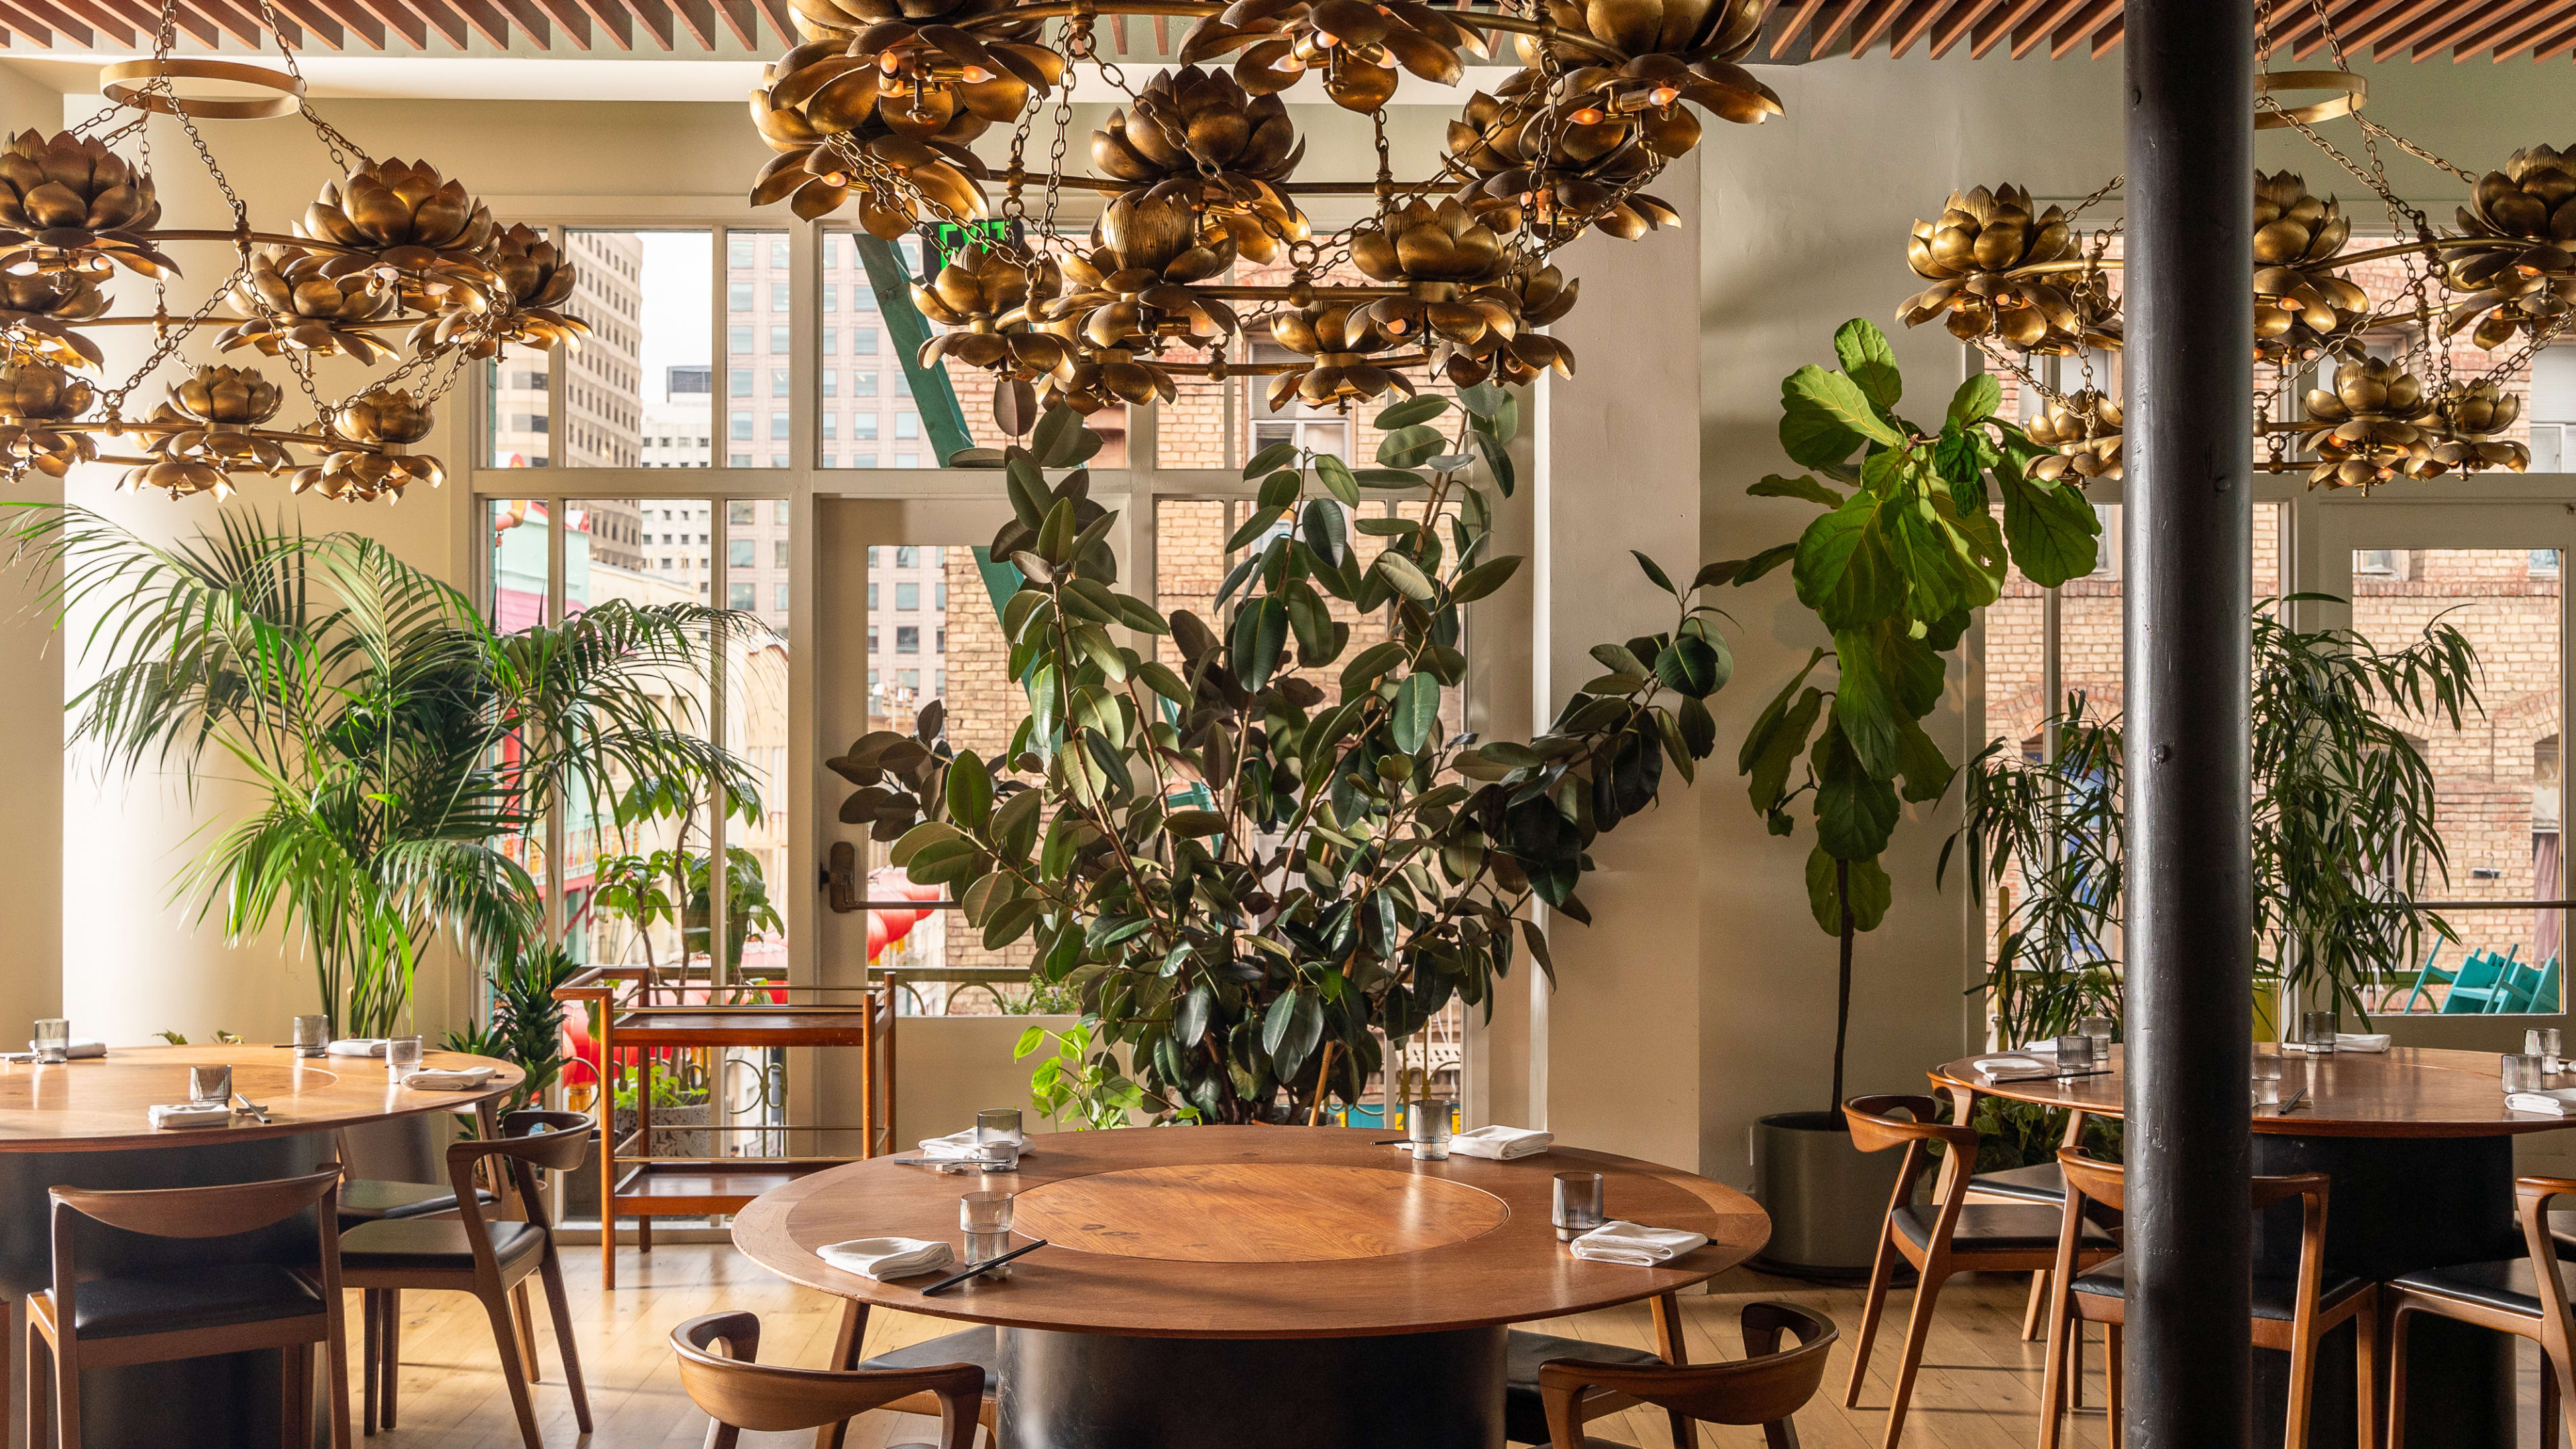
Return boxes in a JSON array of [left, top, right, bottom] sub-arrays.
[[918, 1238, 1049, 1296]]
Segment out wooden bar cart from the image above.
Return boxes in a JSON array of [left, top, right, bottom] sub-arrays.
[[555, 966, 896, 1289]]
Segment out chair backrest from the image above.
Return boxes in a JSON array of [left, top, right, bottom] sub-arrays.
[[2053, 1150, 2332, 1313], [2502, 959, 2547, 1013], [2514, 1178, 2576, 1342], [48, 1165, 345, 1339], [1538, 1301, 1835, 1449], [444, 1109, 594, 1235], [1843, 1094, 1979, 1234], [671, 1311, 981, 1449]]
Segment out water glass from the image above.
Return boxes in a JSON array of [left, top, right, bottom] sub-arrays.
[[291, 1015, 330, 1058], [1553, 1171, 1607, 1242], [2531, 1028, 2565, 1075], [2505, 1053, 2548, 1094], [189, 1063, 232, 1108], [2252, 1075, 2282, 1108], [2253, 1053, 2284, 1083], [1405, 1098, 1454, 1161], [2300, 1011, 2339, 1055], [2079, 1015, 2114, 1061], [32, 1018, 68, 1065], [385, 1035, 425, 1078], [2053, 1034, 2096, 1076], [961, 1190, 1016, 1282], [975, 1135, 1023, 1171]]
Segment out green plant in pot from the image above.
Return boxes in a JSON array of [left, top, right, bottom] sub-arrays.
[[839, 392, 1736, 1124], [8, 508, 758, 1040], [1728, 319, 2101, 1274]]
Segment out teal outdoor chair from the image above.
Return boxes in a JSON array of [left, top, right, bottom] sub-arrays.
[[2441, 948, 2518, 1014], [2394, 941, 2456, 1014], [2500, 957, 2563, 1015]]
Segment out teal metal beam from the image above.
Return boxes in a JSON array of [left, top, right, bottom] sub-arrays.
[[852, 235, 978, 466]]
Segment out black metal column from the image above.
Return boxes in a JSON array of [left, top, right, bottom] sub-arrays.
[[2123, 0, 2256, 1444]]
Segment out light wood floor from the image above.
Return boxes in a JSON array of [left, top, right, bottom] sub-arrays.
[[362, 1245, 2553, 1449]]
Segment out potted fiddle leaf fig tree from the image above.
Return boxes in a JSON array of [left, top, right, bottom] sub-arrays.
[[834, 390, 1736, 1124], [1729, 319, 2101, 1275]]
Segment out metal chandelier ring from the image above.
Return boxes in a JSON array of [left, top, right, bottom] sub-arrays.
[[2253, 69, 2367, 131], [99, 59, 307, 121]]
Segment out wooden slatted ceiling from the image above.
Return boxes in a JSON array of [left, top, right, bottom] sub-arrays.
[[1, 0, 2565, 60], [1768, 0, 2576, 59]]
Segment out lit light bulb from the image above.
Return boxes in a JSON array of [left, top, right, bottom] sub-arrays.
[[1648, 85, 1678, 106], [879, 52, 902, 72], [1384, 315, 1408, 333], [1570, 105, 1603, 125], [819, 171, 850, 187], [961, 64, 990, 82], [1314, 28, 1340, 46]]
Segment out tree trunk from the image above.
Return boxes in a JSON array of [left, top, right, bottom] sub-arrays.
[[1832, 858, 1854, 1113]]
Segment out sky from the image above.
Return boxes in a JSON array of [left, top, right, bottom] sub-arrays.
[[637, 231, 714, 405]]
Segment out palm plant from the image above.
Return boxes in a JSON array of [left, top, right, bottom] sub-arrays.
[[7, 506, 759, 1038]]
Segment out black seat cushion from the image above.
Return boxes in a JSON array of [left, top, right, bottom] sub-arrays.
[[2392, 1257, 2576, 1320], [335, 1178, 496, 1223], [858, 1326, 999, 1382], [1502, 1330, 1662, 1444], [1892, 1204, 2114, 1256], [1967, 1163, 2068, 1205], [338, 1217, 546, 1275], [71, 1262, 323, 1340], [2072, 1256, 2368, 1321]]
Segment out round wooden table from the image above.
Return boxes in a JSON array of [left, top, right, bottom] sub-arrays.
[[1935, 1044, 2563, 1449], [0, 1044, 523, 1449], [733, 1124, 1768, 1449]]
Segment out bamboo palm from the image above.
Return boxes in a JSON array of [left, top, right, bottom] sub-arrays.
[[5, 504, 760, 1038]]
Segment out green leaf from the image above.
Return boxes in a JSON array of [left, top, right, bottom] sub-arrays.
[[889, 820, 963, 868], [1015, 1024, 1045, 1059], [1892, 712, 1955, 804], [1391, 672, 1440, 754], [1631, 551, 1678, 596], [1806, 845, 1892, 934], [1226, 506, 1287, 553], [1256, 468, 1303, 509], [946, 750, 994, 830], [1450, 555, 1522, 602], [1751, 473, 1845, 508], [1004, 455, 1049, 527], [1472, 429, 1516, 496], [1678, 694, 1717, 757], [1373, 553, 1436, 602], [1780, 364, 1901, 468], [1813, 720, 1901, 861], [1340, 640, 1407, 694], [1997, 466, 2103, 587], [1458, 381, 1507, 419], [1163, 808, 1228, 837], [1591, 643, 1650, 675], [1242, 440, 1297, 478], [1931, 423, 1995, 514], [1729, 543, 1798, 588], [1301, 496, 1350, 567], [1948, 372, 2002, 426], [1316, 453, 1362, 508], [1378, 425, 1446, 468], [1745, 686, 1825, 813], [1233, 596, 1289, 692], [1376, 394, 1453, 429], [1036, 496, 1078, 563], [993, 785, 1044, 858], [1833, 319, 1902, 411], [1173, 984, 1213, 1048], [1792, 492, 1904, 630], [1136, 660, 1189, 702], [1266, 990, 1324, 1077], [1655, 635, 1723, 697]]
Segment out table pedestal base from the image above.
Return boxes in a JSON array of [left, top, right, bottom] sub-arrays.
[[996, 1324, 1508, 1449], [2251, 1132, 2521, 1448]]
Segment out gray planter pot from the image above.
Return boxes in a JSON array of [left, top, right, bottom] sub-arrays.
[[614, 1101, 712, 1160], [1750, 1110, 1907, 1281]]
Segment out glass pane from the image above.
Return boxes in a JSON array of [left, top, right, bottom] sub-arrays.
[[483, 342, 550, 468], [2351, 547, 2564, 1015], [566, 231, 710, 472], [727, 229, 788, 467]]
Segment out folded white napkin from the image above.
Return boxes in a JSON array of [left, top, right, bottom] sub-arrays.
[[1569, 1221, 1709, 1266], [402, 1067, 495, 1091], [1974, 1055, 2056, 1081], [148, 1103, 234, 1130], [1446, 1125, 1552, 1160], [2335, 1033, 2392, 1053], [2508, 1091, 2576, 1116], [918, 1128, 1020, 1160], [27, 1039, 105, 1059], [816, 1237, 956, 1281], [329, 1039, 388, 1057]]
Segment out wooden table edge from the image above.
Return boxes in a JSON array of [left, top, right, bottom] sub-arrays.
[[1930, 1047, 2576, 1138], [0, 1047, 525, 1152]]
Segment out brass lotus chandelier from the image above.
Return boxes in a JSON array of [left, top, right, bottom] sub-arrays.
[[748, 0, 1785, 417], [1898, 3, 2566, 493], [0, 2, 590, 503]]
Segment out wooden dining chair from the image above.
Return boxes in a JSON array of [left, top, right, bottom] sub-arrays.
[[24, 1164, 353, 1449], [2383, 1174, 2576, 1449], [1506, 1291, 1695, 1448], [673, 1310, 983, 1449], [337, 1109, 592, 1449], [1536, 1301, 1837, 1448], [813, 1299, 1001, 1449], [1935, 1075, 2098, 1344], [2035, 1148, 2375, 1449], [1841, 1094, 2118, 1449]]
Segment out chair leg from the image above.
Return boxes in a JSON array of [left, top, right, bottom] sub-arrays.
[[537, 1252, 594, 1434], [1648, 1290, 1695, 1449], [382, 1290, 400, 1431], [22, 1324, 45, 1449], [2286, 1320, 2319, 1449], [1843, 1229, 1899, 1408], [638, 1214, 653, 1254], [602, 1214, 617, 1293], [2386, 1305, 2414, 1449], [2021, 1270, 2051, 1342], [477, 1287, 546, 1449], [1878, 1265, 1950, 1449], [2069, 1319, 2084, 1411], [281, 1342, 311, 1449], [360, 1290, 380, 1436], [511, 1283, 541, 1381], [2355, 1304, 2379, 1449], [323, 1310, 354, 1449], [2037, 1303, 2074, 1449], [2105, 1323, 2123, 1449], [48, 1328, 76, 1449], [816, 1299, 871, 1449], [2544, 1340, 2574, 1449]]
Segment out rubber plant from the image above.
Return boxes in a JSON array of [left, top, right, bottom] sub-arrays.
[[1729, 319, 2102, 1111], [833, 389, 1736, 1124]]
